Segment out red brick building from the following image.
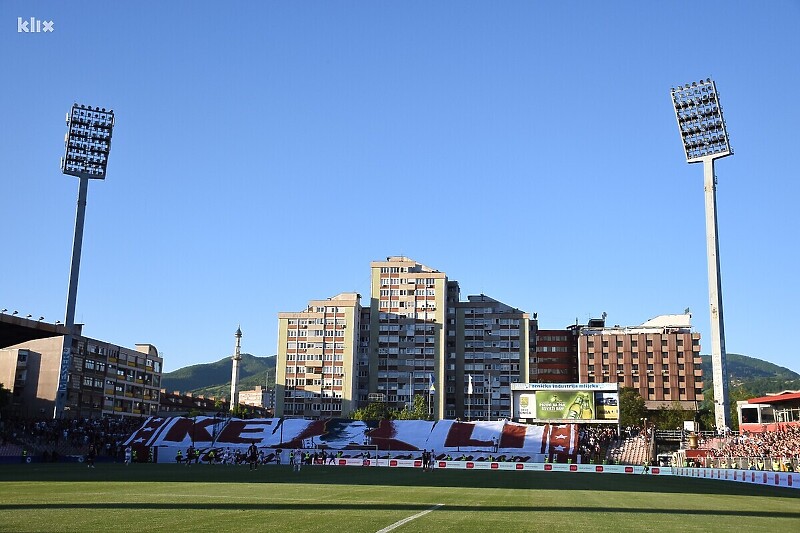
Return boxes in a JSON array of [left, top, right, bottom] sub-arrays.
[[577, 314, 703, 409]]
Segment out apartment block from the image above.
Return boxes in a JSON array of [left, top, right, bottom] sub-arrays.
[[275, 292, 361, 417], [367, 257, 456, 419], [577, 314, 704, 409], [0, 335, 163, 418], [239, 385, 274, 411], [451, 294, 535, 420]]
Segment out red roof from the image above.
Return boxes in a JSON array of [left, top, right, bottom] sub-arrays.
[[748, 391, 800, 404]]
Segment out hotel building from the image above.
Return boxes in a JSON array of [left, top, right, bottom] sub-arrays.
[[577, 314, 704, 409]]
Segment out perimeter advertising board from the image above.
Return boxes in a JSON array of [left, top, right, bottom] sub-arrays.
[[512, 383, 619, 424]]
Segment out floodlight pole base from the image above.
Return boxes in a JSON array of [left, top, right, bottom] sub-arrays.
[[702, 158, 731, 431]]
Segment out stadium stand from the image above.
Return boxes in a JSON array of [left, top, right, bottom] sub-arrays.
[[577, 426, 618, 463], [605, 426, 654, 465], [699, 425, 800, 471], [0, 416, 141, 461]]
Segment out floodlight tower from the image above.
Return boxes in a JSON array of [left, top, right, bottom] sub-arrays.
[[54, 104, 115, 419], [670, 79, 732, 430]]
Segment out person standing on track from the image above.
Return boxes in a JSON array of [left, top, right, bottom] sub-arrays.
[[86, 444, 96, 468], [248, 443, 258, 471]]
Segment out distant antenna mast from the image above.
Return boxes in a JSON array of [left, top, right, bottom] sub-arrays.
[[230, 326, 242, 412]]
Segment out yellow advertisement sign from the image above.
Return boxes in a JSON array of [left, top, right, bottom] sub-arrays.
[[535, 391, 595, 420]]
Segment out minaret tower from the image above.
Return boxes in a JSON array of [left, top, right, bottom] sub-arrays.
[[230, 326, 242, 412]]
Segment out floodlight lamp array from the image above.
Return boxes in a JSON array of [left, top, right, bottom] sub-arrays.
[[671, 78, 730, 162], [61, 104, 115, 179]]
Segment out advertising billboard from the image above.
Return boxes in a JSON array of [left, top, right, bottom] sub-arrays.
[[518, 393, 536, 418], [595, 392, 619, 421], [535, 391, 595, 421], [511, 383, 618, 424]]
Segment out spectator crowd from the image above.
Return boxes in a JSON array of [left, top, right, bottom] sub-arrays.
[[708, 425, 800, 461], [0, 416, 143, 460], [578, 426, 618, 462]]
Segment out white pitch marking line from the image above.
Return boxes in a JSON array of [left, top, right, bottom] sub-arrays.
[[376, 504, 444, 533]]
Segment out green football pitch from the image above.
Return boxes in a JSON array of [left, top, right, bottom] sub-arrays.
[[0, 464, 797, 532]]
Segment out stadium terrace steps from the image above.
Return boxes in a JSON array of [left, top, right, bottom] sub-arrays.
[[0, 443, 23, 457], [606, 436, 649, 465]]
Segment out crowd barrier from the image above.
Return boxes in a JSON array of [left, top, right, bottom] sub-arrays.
[[290, 457, 669, 475], [672, 467, 799, 490]]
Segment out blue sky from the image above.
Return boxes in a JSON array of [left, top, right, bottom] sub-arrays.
[[1, 1, 798, 374]]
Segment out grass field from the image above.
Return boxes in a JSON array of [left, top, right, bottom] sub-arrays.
[[0, 463, 798, 532]]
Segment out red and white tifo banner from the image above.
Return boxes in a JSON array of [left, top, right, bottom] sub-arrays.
[[332, 459, 670, 475], [672, 468, 799, 490]]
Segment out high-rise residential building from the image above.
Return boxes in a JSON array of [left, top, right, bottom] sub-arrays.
[[0, 333, 162, 419], [272, 257, 705, 421], [577, 314, 704, 409], [275, 292, 361, 418], [533, 328, 578, 383], [356, 306, 371, 405], [451, 294, 534, 420], [368, 257, 455, 418]]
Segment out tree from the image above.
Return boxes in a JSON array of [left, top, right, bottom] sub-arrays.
[[351, 401, 393, 421], [652, 401, 692, 430], [0, 383, 11, 415], [701, 385, 755, 431], [230, 404, 250, 419], [619, 387, 647, 428], [395, 395, 428, 420]]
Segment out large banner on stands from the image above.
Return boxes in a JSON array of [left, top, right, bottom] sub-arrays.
[[123, 417, 581, 463]]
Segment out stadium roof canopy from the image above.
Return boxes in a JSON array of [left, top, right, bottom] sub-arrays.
[[0, 313, 73, 349], [747, 391, 800, 405]]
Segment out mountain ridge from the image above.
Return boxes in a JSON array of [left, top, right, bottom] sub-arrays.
[[162, 353, 276, 399]]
